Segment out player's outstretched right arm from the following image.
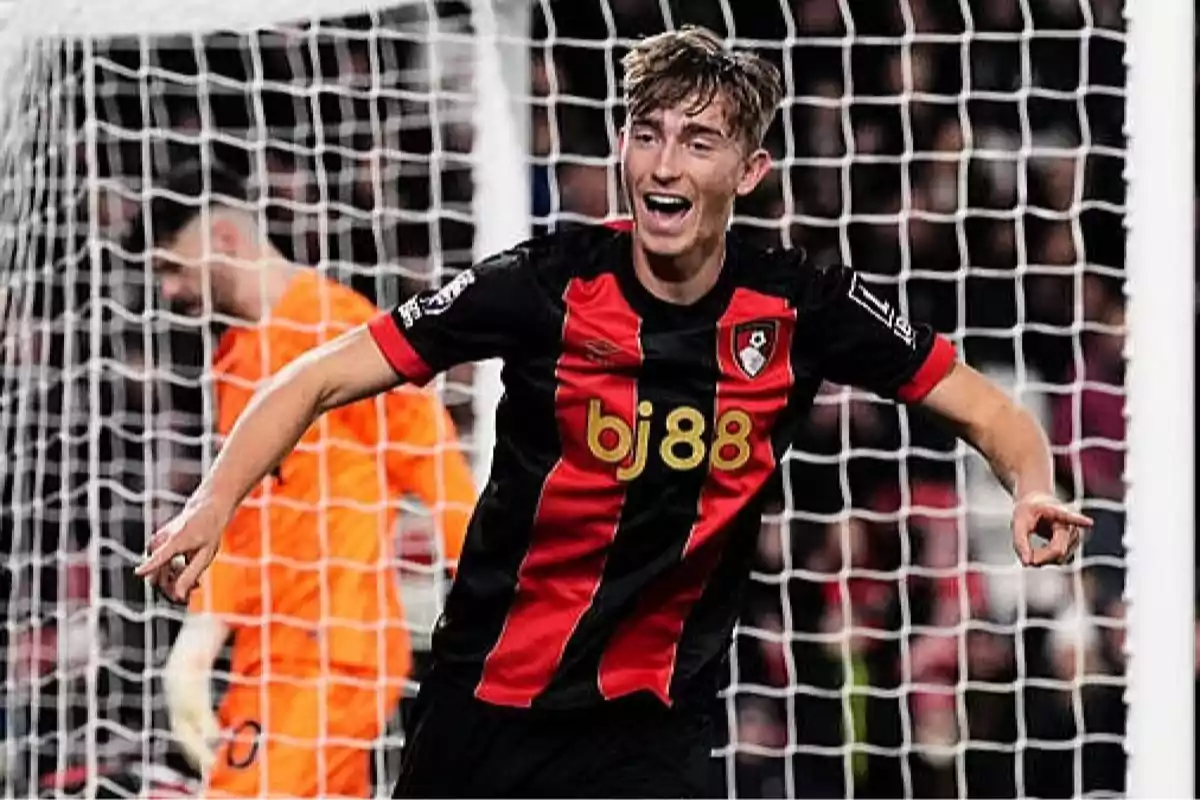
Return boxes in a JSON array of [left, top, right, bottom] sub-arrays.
[[138, 243, 535, 601], [136, 325, 401, 602]]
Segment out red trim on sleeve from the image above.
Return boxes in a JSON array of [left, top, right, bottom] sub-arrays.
[[605, 218, 633, 232], [367, 313, 435, 386], [897, 334, 956, 403]]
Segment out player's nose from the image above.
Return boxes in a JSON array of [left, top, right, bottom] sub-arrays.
[[651, 140, 683, 183]]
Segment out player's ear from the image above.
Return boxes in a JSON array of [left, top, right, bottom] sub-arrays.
[[209, 215, 243, 259], [736, 147, 772, 197]]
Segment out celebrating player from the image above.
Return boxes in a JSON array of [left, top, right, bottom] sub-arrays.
[[137, 28, 1091, 798], [128, 162, 475, 797]]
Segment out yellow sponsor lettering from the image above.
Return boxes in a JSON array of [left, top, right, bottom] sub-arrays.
[[585, 399, 753, 481]]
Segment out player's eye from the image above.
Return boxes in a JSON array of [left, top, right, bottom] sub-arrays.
[[689, 139, 716, 154], [631, 129, 657, 145]]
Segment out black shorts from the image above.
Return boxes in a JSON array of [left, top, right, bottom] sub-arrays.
[[392, 674, 718, 798]]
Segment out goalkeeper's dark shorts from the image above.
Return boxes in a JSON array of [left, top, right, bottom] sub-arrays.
[[391, 672, 718, 798]]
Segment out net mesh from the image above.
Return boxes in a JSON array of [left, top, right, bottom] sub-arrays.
[[0, 0, 1129, 797]]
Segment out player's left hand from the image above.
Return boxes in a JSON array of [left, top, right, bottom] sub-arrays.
[[1011, 491, 1093, 567]]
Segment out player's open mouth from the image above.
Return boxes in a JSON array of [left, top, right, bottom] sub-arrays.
[[640, 193, 694, 231]]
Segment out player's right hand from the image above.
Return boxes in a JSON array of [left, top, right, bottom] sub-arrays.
[[135, 499, 229, 603]]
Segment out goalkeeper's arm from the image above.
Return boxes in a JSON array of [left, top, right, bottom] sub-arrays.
[[136, 325, 403, 602], [164, 613, 229, 773]]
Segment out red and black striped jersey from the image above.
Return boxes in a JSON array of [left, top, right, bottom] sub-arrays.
[[368, 224, 955, 711]]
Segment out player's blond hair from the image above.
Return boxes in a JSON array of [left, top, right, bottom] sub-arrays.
[[621, 26, 783, 151]]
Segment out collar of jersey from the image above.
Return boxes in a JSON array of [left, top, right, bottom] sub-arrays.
[[610, 229, 740, 323]]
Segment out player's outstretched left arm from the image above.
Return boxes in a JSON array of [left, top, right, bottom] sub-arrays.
[[918, 362, 1094, 566]]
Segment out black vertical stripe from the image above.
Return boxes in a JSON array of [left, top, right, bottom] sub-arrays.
[[666, 501, 766, 702], [430, 352, 566, 686], [669, 377, 819, 701]]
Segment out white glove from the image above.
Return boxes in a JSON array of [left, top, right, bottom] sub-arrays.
[[164, 614, 227, 773]]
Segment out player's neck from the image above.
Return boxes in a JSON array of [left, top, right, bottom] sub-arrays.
[[632, 231, 726, 306]]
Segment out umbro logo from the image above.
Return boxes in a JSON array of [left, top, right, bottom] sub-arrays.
[[582, 339, 623, 364]]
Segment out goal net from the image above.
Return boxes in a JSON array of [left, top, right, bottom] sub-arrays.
[[0, 0, 1137, 797]]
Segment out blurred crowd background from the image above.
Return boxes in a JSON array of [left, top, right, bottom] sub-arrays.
[[0, 0, 1190, 797]]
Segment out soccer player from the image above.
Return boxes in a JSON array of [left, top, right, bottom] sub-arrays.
[[127, 162, 475, 797], [137, 28, 1092, 798]]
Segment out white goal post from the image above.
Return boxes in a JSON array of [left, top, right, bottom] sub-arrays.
[[0, 0, 1193, 798], [1122, 1, 1194, 797]]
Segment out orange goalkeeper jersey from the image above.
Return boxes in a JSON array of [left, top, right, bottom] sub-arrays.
[[189, 270, 474, 681]]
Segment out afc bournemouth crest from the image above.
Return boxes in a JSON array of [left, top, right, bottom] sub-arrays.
[[733, 320, 778, 379]]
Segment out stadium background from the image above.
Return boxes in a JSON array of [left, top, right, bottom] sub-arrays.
[[0, 0, 1189, 797]]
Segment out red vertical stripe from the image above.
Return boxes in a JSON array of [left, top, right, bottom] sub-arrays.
[[598, 289, 796, 704], [475, 274, 642, 707]]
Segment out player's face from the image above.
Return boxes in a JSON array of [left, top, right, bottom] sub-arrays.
[[153, 217, 239, 317], [621, 93, 770, 259]]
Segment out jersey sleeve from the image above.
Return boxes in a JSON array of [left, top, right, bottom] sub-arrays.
[[367, 247, 534, 385], [794, 263, 956, 403]]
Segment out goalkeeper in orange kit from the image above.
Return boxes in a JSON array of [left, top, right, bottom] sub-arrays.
[[127, 162, 475, 798]]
